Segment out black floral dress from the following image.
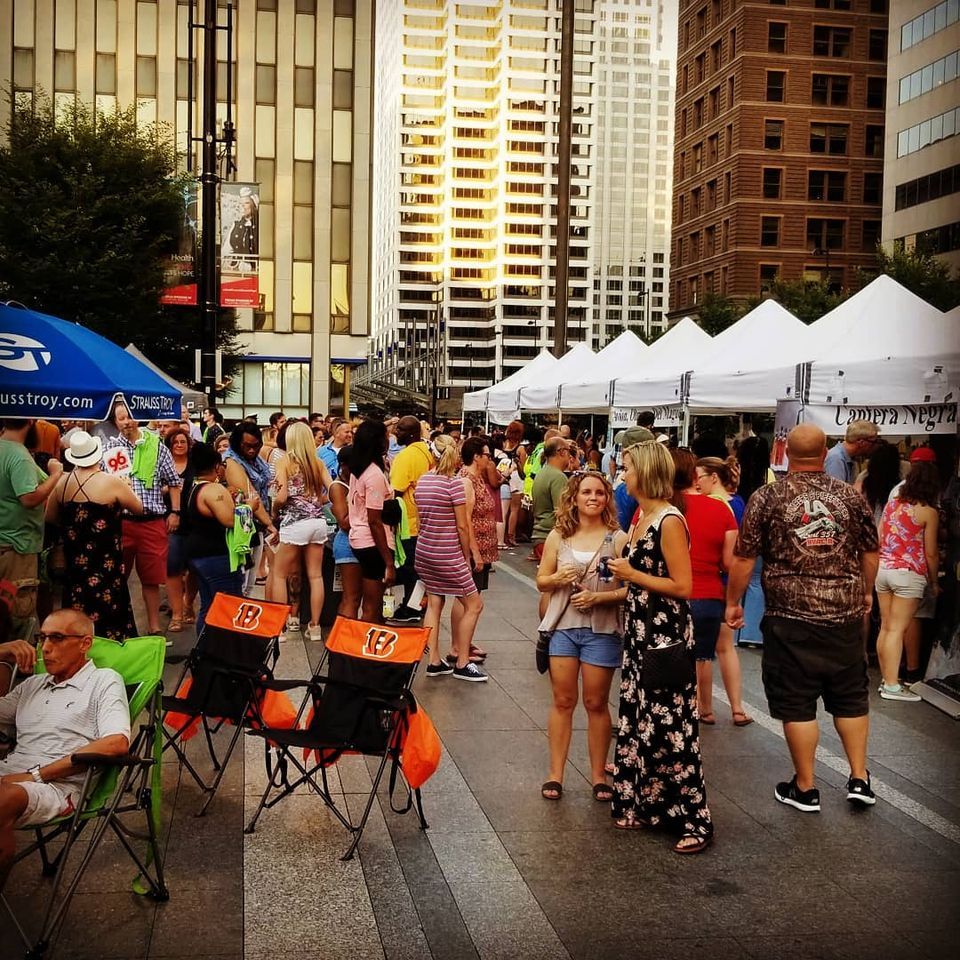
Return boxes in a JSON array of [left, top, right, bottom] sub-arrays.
[[612, 507, 712, 839], [62, 496, 137, 642]]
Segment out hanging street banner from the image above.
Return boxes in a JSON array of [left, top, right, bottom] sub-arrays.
[[610, 404, 682, 428], [220, 182, 260, 308], [802, 401, 957, 437], [160, 181, 198, 306]]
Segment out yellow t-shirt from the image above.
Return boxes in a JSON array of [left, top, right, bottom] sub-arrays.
[[389, 441, 434, 538]]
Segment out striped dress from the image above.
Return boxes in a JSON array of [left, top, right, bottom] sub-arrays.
[[414, 472, 477, 597]]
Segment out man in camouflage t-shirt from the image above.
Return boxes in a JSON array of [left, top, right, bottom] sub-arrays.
[[726, 425, 879, 813]]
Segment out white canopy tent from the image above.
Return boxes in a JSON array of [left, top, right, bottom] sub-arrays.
[[517, 342, 597, 410], [686, 300, 809, 412], [611, 317, 713, 407], [803, 275, 955, 405], [461, 348, 557, 420]]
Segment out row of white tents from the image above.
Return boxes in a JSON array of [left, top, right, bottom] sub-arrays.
[[463, 275, 960, 424]]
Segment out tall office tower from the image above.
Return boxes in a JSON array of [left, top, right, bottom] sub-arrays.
[[371, 0, 598, 395], [592, 0, 676, 347], [882, 0, 960, 272], [1, 0, 373, 420], [670, 0, 889, 319]]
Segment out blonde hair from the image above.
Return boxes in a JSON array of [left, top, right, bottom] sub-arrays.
[[846, 420, 879, 442], [431, 434, 460, 477], [285, 422, 326, 499], [554, 472, 617, 539], [623, 440, 675, 500]]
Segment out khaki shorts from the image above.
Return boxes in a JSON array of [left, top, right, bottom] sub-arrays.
[[0, 548, 39, 619], [875, 566, 928, 600]]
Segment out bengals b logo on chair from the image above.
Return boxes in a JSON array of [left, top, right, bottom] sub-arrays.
[[232, 602, 263, 632], [363, 627, 399, 659]]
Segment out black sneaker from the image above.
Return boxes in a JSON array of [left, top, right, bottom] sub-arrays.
[[389, 606, 423, 623], [453, 662, 488, 682], [846, 773, 877, 806], [775, 776, 821, 813], [425, 661, 454, 678]]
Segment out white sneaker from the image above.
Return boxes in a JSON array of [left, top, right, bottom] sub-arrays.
[[878, 683, 921, 702], [285, 616, 301, 638], [306, 622, 322, 642]]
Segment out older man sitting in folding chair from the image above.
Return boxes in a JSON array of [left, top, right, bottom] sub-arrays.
[[0, 609, 130, 887]]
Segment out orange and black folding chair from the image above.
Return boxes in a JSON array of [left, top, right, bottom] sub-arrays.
[[244, 616, 432, 860], [161, 593, 290, 815]]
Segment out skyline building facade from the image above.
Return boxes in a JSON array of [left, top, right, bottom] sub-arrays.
[[669, 0, 889, 318], [1, 0, 373, 420]]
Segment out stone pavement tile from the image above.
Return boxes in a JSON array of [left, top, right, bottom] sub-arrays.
[[148, 885, 243, 958], [470, 782, 612, 833], [830, 869, 960, 930], [414, 678, 539, 731], [344, 794, 433, 960], [414, 780, 496, 835], [484, 667, 556, 730], [440, 729, 570, 792], [909, 928, 960, 960], [243, 794, 384, 959], [470, 639, 538, 671], [428, 830, 522, 884], [740, 932, 928, 960], [447, 879, 570, 960], [49, 890, 154, 959]]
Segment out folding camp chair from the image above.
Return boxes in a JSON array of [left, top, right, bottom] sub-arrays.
[[245, 616, 431, 861], [0, 634, 168, 960], [161, 593, 289, 815]]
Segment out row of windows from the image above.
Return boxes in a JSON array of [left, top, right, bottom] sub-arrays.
[[901, 0, 959, 51], [764, 69, 884, 106], [758, 118, 884, 157], [897, 106, 960, 157], [899, 220, 960, 256], [898, 50, 960, 104], [895, 164, 960, 211], [758, 168, 882, 204]]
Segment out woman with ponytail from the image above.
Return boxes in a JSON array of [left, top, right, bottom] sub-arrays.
[[415, 434, 488, 682]]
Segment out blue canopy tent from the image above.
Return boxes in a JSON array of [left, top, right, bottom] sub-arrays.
[[0, 303, 181, 421]]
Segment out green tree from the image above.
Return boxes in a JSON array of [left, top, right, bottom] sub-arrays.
[[869, 246, 960, 311], [748, 277, 848, 324], [696, 291, 743, 336], [0, 99, 239, 385]]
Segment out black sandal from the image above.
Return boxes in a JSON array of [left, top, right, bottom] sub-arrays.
[[592, 783, 614, 802], [541, 780, 563, 800]]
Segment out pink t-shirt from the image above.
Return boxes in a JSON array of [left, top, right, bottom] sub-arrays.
[[348, 464, 395, 550]]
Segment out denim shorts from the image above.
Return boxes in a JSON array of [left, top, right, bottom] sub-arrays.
[[549, 627, 622, 668], [332, 528, 358, 566], [690, 598, 724, 661]]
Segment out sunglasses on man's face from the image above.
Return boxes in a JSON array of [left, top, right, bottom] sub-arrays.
[[35, 632, 89, 645]]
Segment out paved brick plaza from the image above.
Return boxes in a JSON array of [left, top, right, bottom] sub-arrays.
[[4, 551, 958, 960]]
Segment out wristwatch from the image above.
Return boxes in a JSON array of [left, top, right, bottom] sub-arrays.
[[29, 764, 44, 784]]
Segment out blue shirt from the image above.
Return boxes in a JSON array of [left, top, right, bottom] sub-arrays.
[[729, 493, 745, 525], [613, 482, 638, 532], [824, 443, 854, 484], [317, 441, 340, 479]]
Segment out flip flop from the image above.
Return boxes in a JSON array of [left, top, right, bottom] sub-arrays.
[[592, 783, 614, 802], [255, 576, 268, 586], [700, 713, 716, 725], [614, 817, 650, 830], [673, 834, 713, 855], [732, 711, 754, 727], [604, 761, 615, 776], [167, 618, 183, 633], [541, 780, 563, 800]]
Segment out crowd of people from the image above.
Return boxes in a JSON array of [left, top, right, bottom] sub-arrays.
[[0, 403, 956, 867]]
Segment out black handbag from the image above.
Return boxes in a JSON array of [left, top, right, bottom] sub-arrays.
[[640, 601, 695, 691]]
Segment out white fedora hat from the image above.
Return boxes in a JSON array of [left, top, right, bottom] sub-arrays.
[[64, 430, 103, 468]]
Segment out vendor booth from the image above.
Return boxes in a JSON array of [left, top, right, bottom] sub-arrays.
[[552, 330, 649, 411], [516, 342, 596, 411], [461, 347, 557, 424]]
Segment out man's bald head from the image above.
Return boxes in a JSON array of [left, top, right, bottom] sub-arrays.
[[43, 608, 94, 638], [396, 415, 421, 446], [786, 425, 827, 471], [544, 428, 561, 442]]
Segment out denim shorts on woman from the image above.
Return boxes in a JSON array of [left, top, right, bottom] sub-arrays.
[[548, 627, 622, 668], [690, 598, 724, 661], [332, 528, 358, 565]]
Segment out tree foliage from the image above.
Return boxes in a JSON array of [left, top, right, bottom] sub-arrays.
[[0, 99, 239, 384], [748, 278, 848, 324], [696, 291, 744, 336], [870, 246, 960, 311]]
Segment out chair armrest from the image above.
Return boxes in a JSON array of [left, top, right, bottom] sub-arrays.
[[71, 752, 154, 769], [256, 677, 312, 692], [165, 654, 189, 665]]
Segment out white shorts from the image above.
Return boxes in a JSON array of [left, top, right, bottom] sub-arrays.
[[279, 517, 330, 546], [0, 765, 75, 827], [875, 566, 928, 600]]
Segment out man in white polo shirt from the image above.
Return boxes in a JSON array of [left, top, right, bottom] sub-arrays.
[[0, 609, 130, 886]]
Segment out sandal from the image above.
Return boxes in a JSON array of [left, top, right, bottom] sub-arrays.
[[255, 576, 267, 586], [541, 780, 563, 801], [604, 761, 615, 776], [673, 834, 713, 855], [614, 817, 650, 830], [592, 783, 614, 802], [732, 711, 754, 727], [470, 644, 487, 660], [183, 610, 196, 624], [167, 618, 183, 633], [699, 713, 716, 725]]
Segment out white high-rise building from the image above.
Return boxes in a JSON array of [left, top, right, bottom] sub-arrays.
[[592, 0, 676, 346], [371, 0, 598, 394]]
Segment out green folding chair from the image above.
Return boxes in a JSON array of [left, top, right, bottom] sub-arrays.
[[0, 635, 169, 959]]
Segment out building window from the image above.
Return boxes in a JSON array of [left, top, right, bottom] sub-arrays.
[[864, 171, 882, 204], [862, 220, 881, 252], [810, 122, 848, 154], [897, 106, 959, 157], [870, 0, 888, 12], [869, 29, 887, 61], [808, 170, 846, 201], [913, 219, 960, 255], [866, 77, 886, 109], [815, 0, 852, 8], [768, 22, 787, 54], [812, 74, 849, 106], [759, 264, 780, 293], [899, 50, 960, 104], [807, 217, 845, 250], [763, 168, 782, 199], [865, 125, 884, 156], [813, 26, 851, 58], [764, 119, 784, 149], [761, 216, 781, 246], [766, 71, 786, 102], [895, 163, 960, 210], [902, 2, 960, 52]]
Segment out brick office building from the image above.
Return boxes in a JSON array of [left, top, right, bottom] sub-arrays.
[[670, 0, 889, 319]]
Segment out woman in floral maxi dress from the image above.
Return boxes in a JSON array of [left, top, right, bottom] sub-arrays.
[[607, 439, 713, 854]]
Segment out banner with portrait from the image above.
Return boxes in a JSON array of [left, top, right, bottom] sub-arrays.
[[220, 182, 260, 308], [160, 181, 198, 306]]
